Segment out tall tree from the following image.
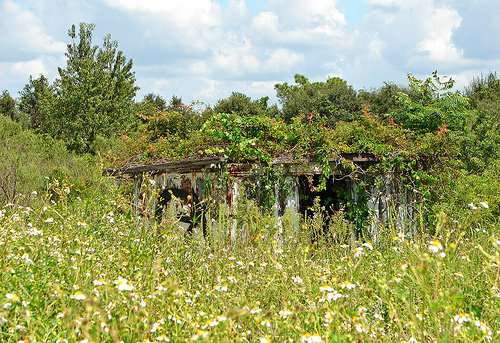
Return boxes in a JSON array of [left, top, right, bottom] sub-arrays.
[[18, 75, 53, 130], [43, 23, 139, 153], [0, 90, 17, 120], [389, 72, 470, 134], [275, 74, 361, 125], [213, 92, 279, 117], [0, 90, 30, 127], [358, 82, 408, 116], [142, 93, 167, 111]]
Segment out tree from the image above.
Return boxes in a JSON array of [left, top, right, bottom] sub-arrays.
[[213, 92, 261, 116], [43, 23, 139, 153], [275, 74, 361, 125], [0, 90, 30, 127], [0, 90, 17, 120], [389, 72, 470, 134], [358, 82, 408, 116], [18, 75, 54, 130], [142, 93, 167, 112], [461, 72, 500, 170]]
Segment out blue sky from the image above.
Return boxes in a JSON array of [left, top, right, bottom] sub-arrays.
[[1, 0, 499, 105]]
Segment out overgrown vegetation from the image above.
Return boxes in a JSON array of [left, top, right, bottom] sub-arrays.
[[0, 21, 499, 342], [0, 176, 498, 342]]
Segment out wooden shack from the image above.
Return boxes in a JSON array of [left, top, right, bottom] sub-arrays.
[[107, 153, 416, 241]]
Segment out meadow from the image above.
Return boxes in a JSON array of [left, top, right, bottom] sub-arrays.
[[1, 176, 498, 342]]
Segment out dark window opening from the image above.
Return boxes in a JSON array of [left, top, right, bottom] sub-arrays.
[[298, 175, 351, 218]]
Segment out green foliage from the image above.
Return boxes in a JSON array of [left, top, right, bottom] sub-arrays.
[[0, 90, 29, 128], [142, 93, 168, 111], [460, 72, 500, 171], [358, 82, 408, 116], [213, 92, 279, 118], [140, 102, 210, 142], [0, 179, 498, 342], [389, 72, 470, 134], [0, 90, 17, 121], [0, 113, 96, 204], [42, 23, 139, 154], [275, 74, 361, 125], [17, 75, 54, 130]]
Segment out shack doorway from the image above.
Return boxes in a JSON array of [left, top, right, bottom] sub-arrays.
[[298, 175, 351, 219]]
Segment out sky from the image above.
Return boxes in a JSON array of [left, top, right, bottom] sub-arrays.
[[1, 0, 499, 106]]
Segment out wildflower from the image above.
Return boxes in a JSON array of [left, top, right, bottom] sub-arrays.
[[428, 240, 442, 253], [357, 307, 367, 317], [115, 277, 134, 291], [325, 291, 342, 301], [468, 202, 478, 210], [353, 247, 364, 257], [260, 338, 271, 343], [374, 312, 383, 321], [45, 217, 54, 223], [397, 232, 405, 241], [93, 279, 106, 286], [6, 293, 20, 302], [292, 276, 303, 284], [362, 242, 373, 250], [279, 309, 293, 319], [214, 285, 228, 292], [355, 323, 366, 333], [341, 281, 355, 290], [324, 311, 334, 323], [155, 334, 169, 341], [453, 313, 470, 324], [416, 312, 424, 321], [150, 321, 163, 333], [250, 307, 263, 314], [302, 333, 322, 342], [454, 272, 464, 278], [207, 319, 218, 327], [71, 291, 86, 300], [479, 201, 489, 209], [319, 285, 334, 292], [193, 329, 208, 341], [474, 320, 490, 332], [261, 319, 271, 328]]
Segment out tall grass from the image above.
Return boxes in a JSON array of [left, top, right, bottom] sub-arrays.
[[1, 174, 498, 342]]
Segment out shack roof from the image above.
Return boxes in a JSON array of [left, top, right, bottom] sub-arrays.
[[105, 153, 378, 177]]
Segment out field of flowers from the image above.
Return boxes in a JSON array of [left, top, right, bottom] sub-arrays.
[[0, 179, 499, 342]]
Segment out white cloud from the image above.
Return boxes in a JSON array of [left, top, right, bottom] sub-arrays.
[[102, 0, 223, 34], [11, 59, 47, 78], [0, 0, 499, 105], [264, 49, 303, 72], [0, 0, 66, 59], [416, 5, 463, 62]]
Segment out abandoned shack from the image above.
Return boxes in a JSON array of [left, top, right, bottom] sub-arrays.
[[107, 153, 417, 241]]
